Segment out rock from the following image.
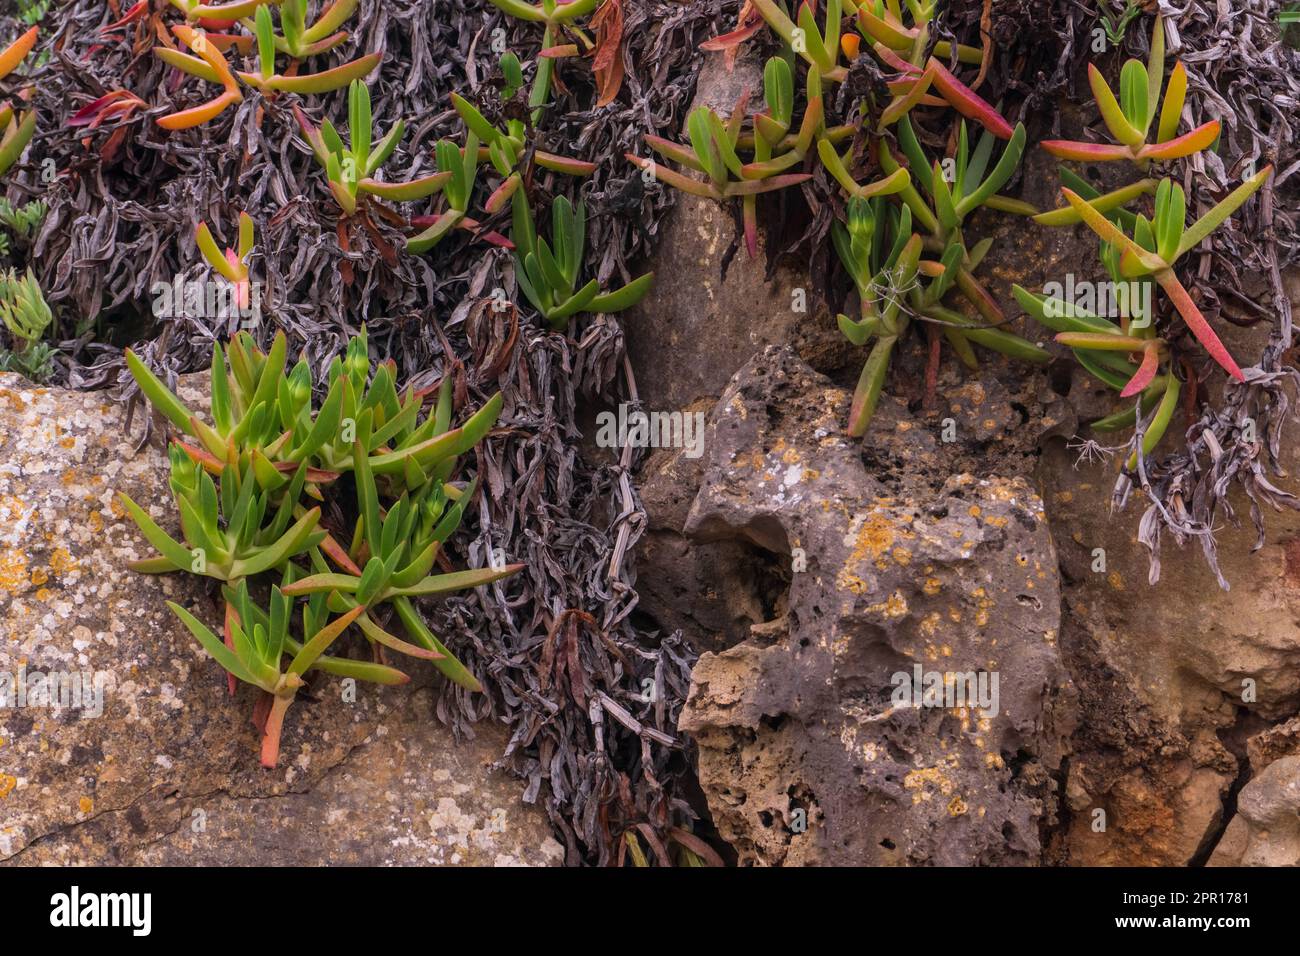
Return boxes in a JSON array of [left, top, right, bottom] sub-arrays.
[[0, 373, 560, 866], [1246, 714, 1300, 772], [675, 347, 1067, 865], [1208, 755, 1300, 867], [622, 53, 849, 417], [1037, 321, 1300, 864]]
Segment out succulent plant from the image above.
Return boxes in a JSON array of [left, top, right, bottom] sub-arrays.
[[1041, 15, 1219, 166], [169, 0, 275, 21], [849, 0, 1015, 139], [511, 194, 653, 330], [169, 578, 387, 767], [195, 209, 255, 309], [868, 117, 1032, 332], [16, 0, 51, 27], [833, 195, 1046, 435], [239, 0, 357, 58], [749, 0, 850, 83], [853, 0, 982, 66], [281, 445, 522, 691], [123, 330, 519, 766], [154, 13, 381, 129], [487, 0, 599, 29], [1032, 168, 1156, 227], [739, 57, 854, 179], [0, 197, 46, 241], [453, 51, 597, 217], [487, 0, 604, 111], [1051, 169, 1272, 383], [405, 132, 493, 253], [126, 328, 506, 503], [0, 266, 56, 381], [0, 27, 38, 178], [1014, 281, 1179, 467], [119, 450, 325, 584], [296, 80, 450, 218], [627, 96, 814, 258]]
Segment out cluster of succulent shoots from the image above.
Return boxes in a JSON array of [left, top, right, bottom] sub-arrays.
[[486, 0, 619, 106], [121, 328, 520, 766], [0, 266, 55, 380], [1020, 14, 1271, 462], [125, 0, 654, 325], [646, 2, 1269, 458], [152, 0, 379, 128], [0, 27, 38, 179]]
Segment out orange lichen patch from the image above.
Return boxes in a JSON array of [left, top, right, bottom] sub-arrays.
[[78, 796, 94, 814], [59, 435, 76, 449], [29, 567, 48, 586], [0, 387, 28, 410], [923, 576, 943, 595], [947, 795, 968, 816], [865, 591, 909, 619], [35, 588, 53, 602], [971, 586, 995, 628], [892, 547, 911, 565], [903, 766, 956, 802], [61, 468, 79, 486], [109, 496, 127, 519], [968, 505, 982, 518], [985, 752, 1006, 769], [1054, 490, 1074, 504], [49, 548, 79, 574], [848, 513, 894, 561], [1107, 571, 1125, 591], [0, 774, 16, 798], [802, 468, 821, 481], [0, 549, 29, 592], [88, 511, 104, 533]]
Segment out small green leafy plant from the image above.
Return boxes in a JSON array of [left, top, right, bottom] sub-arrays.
[[834, 194, 1047, 435], [0, 27, 39, 178], [169, 580, 370, 768], [627, 93, 815, 258], [0, 266, 56, 382], [1045, 169, 1271, 385], [296, 80, 450, 218], [1041, 15, 1218, 165], [195, 209, 255, 309], [154, 13, 380, 129], [512, 194, 654, 330], [122, 330, 521, 766]]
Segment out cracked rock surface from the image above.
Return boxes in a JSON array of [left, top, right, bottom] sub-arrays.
[[0, 373, 560, 865]]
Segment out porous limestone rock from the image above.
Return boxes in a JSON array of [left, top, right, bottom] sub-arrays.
[[675, 347, 1067, 865]]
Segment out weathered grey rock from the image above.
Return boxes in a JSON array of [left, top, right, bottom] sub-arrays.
[[0, 373, 560, 866], [1208, 755, 1300, 867], [675, 347, 1066, 865], [622, 53, 849, 418]]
